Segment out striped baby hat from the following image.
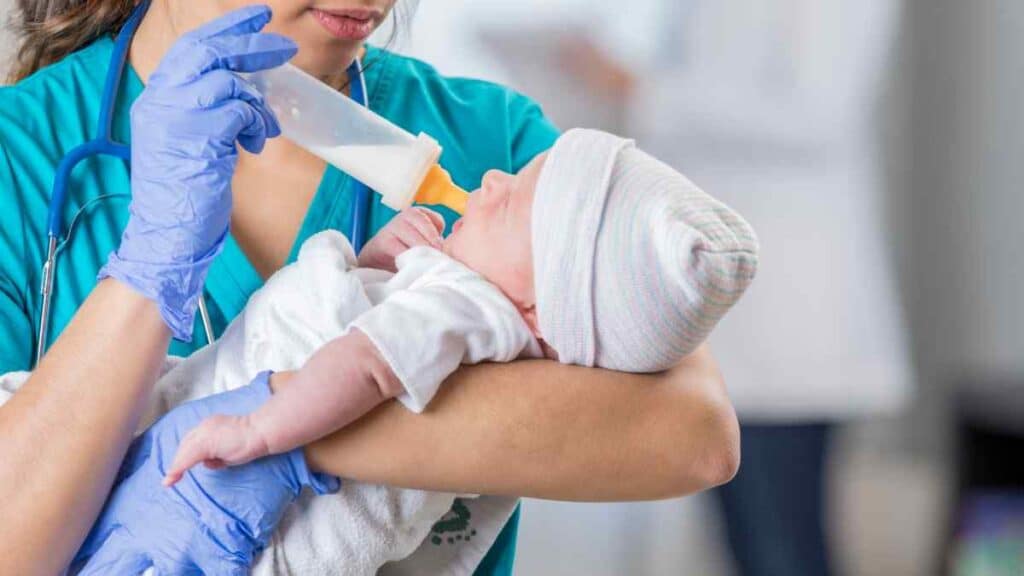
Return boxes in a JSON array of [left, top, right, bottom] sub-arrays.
[[531, 128, 759, 372]]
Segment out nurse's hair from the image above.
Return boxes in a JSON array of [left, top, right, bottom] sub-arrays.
[[6, 0, 413, 84], [8, 0, 134, 83]]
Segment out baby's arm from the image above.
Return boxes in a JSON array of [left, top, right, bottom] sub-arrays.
[[348, 253, 541, 413], [164, 251, 536, 485], [163, 208, 447, 485], [163, 329, 401, 486]]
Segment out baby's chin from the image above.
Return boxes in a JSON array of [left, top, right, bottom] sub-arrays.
[[441, 218, 470, 259], [440, 237, 454, 257], [439, 234, 463, 264], [439, 233, 485, 278]]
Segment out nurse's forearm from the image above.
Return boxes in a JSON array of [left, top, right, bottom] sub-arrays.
[[303, 345, 740, 502], [0, 280, 169, 574]]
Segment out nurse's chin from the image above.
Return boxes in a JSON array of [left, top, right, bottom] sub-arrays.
[[287, 38, 365, 83]]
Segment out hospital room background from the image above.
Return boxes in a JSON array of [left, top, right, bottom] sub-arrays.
[[3, 0, 1021, 574]]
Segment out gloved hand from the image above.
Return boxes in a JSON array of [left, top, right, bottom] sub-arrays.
[[99, 5, 297, 341], [357, 207, 446, 271], [72, 372, 340, 575]]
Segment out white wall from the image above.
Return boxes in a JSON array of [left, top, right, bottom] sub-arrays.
[[0, 0, 14, 79]]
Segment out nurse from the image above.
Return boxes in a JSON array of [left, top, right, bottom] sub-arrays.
[[0, 1, 741, 574]]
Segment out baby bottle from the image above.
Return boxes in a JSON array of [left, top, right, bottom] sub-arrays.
[[247, 63, 469, 214]]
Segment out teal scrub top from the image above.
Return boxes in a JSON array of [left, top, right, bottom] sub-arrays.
[[0, 37, 558, 575]]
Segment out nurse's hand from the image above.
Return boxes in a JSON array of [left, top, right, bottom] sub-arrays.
[[99, 5, 297, 341], [357, 207, 446, 271], [71, 372, 339, 575]]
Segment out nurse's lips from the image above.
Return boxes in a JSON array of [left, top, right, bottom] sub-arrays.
[[311, 8, 379, 40]]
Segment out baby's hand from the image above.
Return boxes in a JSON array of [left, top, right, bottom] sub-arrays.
[[162, 414, 271, 487], [357, 207, 445, 272]]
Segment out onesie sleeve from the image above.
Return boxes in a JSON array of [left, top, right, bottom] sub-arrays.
[[349, 249, 538, 413]]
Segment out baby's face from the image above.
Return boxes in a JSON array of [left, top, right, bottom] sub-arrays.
[[443, 152, 548, 320]]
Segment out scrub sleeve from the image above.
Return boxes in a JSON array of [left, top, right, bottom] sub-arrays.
[[0, 148, 31, 371], [0, 39, 558, 575]]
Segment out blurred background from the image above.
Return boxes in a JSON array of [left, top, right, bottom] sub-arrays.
[[3, 1, 1022, 574]]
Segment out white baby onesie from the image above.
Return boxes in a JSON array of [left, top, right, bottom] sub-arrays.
[[240, 229, 542, 414], [178, 229, 541, 575], [0, 230, 538, 576]]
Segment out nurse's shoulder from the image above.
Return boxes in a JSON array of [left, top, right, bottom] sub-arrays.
[[366, 46, 559, 175], [1, 39, 114, 163], [0, 39, 116, 252]]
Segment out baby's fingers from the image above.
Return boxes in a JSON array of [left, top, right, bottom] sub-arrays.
[[163, 446, 205, 487], [409, 207, 445, 246], [396, 209, 442, 249], [163, 420, 223, 486], [414, 207, 446, 235]]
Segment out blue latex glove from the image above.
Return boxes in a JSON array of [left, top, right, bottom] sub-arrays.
[[72, 372, 340, 575], [99, 5, 297, 341]]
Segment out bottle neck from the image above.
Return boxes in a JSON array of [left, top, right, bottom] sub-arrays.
[[415, 165, 469, 214]]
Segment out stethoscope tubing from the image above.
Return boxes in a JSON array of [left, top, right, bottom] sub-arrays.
[[348, 58, 372, 255], [35, 0, 148, 366]]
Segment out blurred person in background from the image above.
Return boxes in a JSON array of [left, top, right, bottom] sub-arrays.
[[568, 2, 914, 574], [399, 1, 914, 574]]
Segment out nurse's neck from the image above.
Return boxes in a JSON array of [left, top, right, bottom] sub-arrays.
[[129, 0, 182, 84]]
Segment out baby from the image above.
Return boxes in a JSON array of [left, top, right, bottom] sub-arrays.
[[65, 128, 754, 573], [165, 128, 759, 486]]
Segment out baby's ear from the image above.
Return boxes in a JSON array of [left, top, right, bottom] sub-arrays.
[[520, 305, 544, 340]]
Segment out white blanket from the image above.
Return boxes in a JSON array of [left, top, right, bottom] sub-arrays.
[[1, 231, 519, 575]]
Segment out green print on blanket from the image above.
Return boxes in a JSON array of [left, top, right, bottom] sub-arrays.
[[430, 499, 478, 546]]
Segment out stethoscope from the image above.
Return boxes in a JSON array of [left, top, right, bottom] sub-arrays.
[[35, 0, 373, 367]]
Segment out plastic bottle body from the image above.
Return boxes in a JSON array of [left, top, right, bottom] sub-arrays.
[[247, 63, 443, 211]]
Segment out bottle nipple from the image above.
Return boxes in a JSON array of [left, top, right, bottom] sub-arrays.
[[415, 164, 469, 214]]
